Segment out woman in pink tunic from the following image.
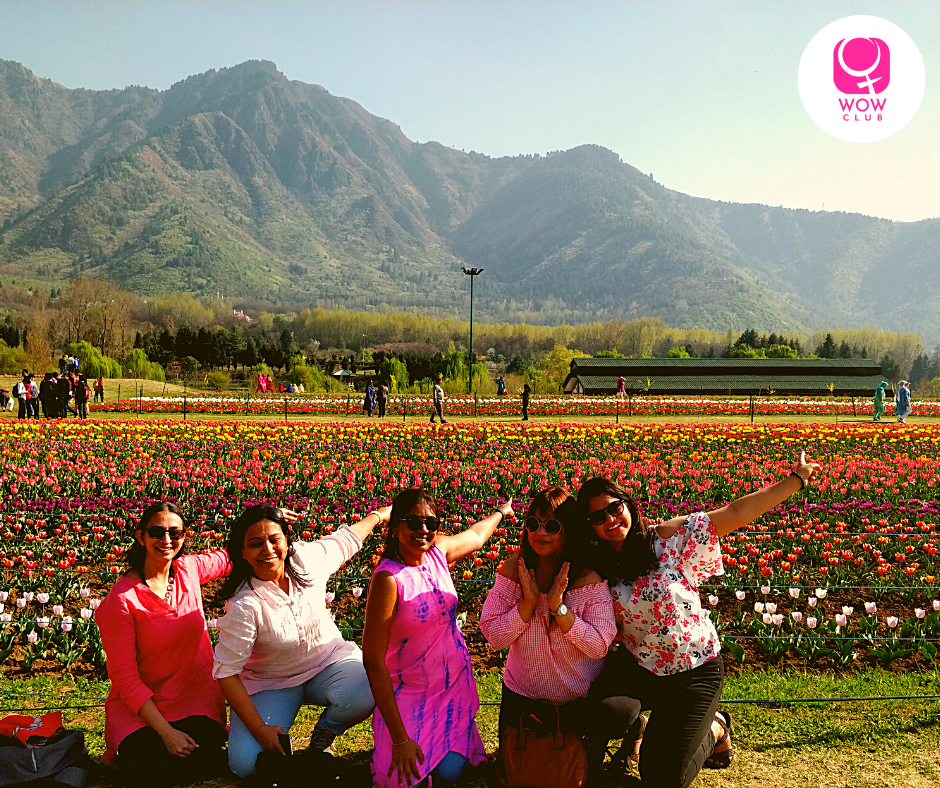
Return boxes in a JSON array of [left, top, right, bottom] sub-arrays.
[[95, 502, 233, 788], [363, 489, 514, 788]]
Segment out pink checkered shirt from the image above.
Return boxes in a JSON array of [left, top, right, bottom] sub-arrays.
[[480, 573, 616, 705]]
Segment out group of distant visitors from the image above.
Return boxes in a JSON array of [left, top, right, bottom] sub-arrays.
[[4, 368, 100, 420], [873, 380, 913, 423], [255, 373, 306, 395], [362, 380, 390, 418]]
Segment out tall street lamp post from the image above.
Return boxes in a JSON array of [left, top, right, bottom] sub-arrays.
[[461, 267, 483, 394]]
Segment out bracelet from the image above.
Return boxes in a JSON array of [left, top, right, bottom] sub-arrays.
[[367, 510, 384, 523], [392, 738, 411, 747], [492, 509, 505, 525], [789, 471, 806, 490]]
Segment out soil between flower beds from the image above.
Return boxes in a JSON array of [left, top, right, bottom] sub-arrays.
[[5, 567, 938, 679]]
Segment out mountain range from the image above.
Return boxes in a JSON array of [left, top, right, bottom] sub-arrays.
[[0, 58, 937, 338]]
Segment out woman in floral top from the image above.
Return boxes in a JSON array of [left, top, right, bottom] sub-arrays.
[[578, 453, 820, 787]]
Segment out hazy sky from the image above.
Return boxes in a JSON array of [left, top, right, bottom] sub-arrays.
[[2, 1, 937, 221]]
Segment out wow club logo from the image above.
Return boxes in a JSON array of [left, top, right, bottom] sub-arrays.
[[799, 16, 924, 143]]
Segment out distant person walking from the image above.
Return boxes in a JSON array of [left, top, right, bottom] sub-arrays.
[[377, 382, 389, 418], [497, 375, 506, 396], [14, 371, 30, 420], [430, 376, 447, 424], [896, 380, 913, 424], [617, 375, 627, 399], [521, 383, 531, 421], [94, 377, 105, 403], [75, 375, 91, 420], [363, 380, 376, 417], [873, 380, 889, 422]]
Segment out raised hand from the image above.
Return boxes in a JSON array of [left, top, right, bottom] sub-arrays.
[[794, 451, 822, 484], [548, 561, 570, 613]]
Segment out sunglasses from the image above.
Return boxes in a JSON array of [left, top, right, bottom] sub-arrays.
[[145, 526, 185, 540], [525, 517, 562, 535], [401, 515, 441, 532], [587, 499, 626, 526]]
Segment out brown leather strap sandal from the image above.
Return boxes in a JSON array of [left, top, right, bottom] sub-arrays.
[[703, 710, 733, 769]]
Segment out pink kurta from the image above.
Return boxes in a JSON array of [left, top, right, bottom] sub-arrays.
[[371, 546, 486, 787], [95, 550, 231, 764]]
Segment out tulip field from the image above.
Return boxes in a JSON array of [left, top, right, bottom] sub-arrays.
[[2, 419, 940, 677], [91, 392, 940, 419]]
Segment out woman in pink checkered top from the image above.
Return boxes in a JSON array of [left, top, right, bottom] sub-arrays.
[[480, 486, 631, 782]]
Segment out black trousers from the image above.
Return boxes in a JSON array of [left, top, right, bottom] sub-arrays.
[[117, 715, 227, 788], [588, 645, 724, 788], [430, 402, 445, 422], [521, 402, 529, 420], [378, 399, 387, 417]]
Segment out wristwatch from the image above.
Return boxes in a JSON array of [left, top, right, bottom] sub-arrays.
[[551, 603, 568, 617]]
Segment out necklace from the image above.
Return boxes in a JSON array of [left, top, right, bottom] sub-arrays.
[[164, 573, 174, 604]]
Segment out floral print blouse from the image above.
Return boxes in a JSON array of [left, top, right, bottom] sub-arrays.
[[611, 512, 724, 676]]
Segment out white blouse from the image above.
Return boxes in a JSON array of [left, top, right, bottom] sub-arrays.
[[611, 512, 724, 676], [212, 527, 362, 694]]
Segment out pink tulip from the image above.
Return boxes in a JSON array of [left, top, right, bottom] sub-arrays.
[[788, 588, 801, 598], [933, 600, 940, 612], [352, 587, 364, 598], [325, 592, 335, 605], [23, 592, 33, 602], [36, 593, 49, 604], [16, 598, 25, 609], [0, 591, 7, 602], [79, 588, 91, 598], [762, 613, 773, 625], [808, 597, 818, 608], [52, 605, 63, 617], [708, 595, 719, 606], [865, 602, 877, 614], [766, 603, 777, 614], [772, 614, 784, 626], [760, 585, 771, 595], [815, 588, 827, 599], [27, 631, 38, 644], [915, 608, 926, 619], [0, 613, 10, 622], [835, 614, 847, 627], [61, 617, 73, 633], [36, 617, 49, 628], [80, 608, 92, 620], [735, 590, 746, 601], [842, 606, 853, 616], [88, 599, 101, 610], [792, 611, 803, 623], [754, 602, 764, 613], [807, 617, 818, 629], [887, 616, 899, 628]]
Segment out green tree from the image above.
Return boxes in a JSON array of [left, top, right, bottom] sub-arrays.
[[380, 357, 409, 391], [816, 333, 837, 358], [667, 346, 690, 358]]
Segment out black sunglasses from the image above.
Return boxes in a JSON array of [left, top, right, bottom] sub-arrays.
[[145, 526, 185, 540], [587, 499, 626, 526], [525, 517, 562, 535], [401, 515, 441, 532]]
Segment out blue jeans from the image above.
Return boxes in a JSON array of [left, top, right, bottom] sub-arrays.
[[228, 658, 375, 777], [414, 752, 468, 788]]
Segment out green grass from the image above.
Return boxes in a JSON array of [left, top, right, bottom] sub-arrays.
[[3, 668, 939, 787]]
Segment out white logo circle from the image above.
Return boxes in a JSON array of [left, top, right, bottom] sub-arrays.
[[798, 15, 925, 143]]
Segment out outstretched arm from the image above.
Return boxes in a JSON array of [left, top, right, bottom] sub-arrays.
[[657, 453, 822, 539], [437, 499, 514, 564]]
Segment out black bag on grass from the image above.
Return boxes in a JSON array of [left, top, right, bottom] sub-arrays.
[[0, 727, 90, 788]]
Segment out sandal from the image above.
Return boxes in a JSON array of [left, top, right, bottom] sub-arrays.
[[611, 714, 647, 770], [703, 710, 733, 769]]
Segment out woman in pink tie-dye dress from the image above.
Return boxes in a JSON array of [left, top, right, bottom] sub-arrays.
[[363, 489, 514, 788]]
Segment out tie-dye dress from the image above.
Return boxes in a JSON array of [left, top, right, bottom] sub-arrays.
[[371, 545, 487, 787]]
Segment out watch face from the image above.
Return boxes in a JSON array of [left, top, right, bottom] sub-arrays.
[[556, 604, 568, 617]]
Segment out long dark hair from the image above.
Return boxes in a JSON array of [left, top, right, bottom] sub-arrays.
[[219, 505, 312, 600], [520, 486, 588, 592], [382, 488, 440, 565], [576, 477, 659, 584], [125, 502, 187, 578]]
